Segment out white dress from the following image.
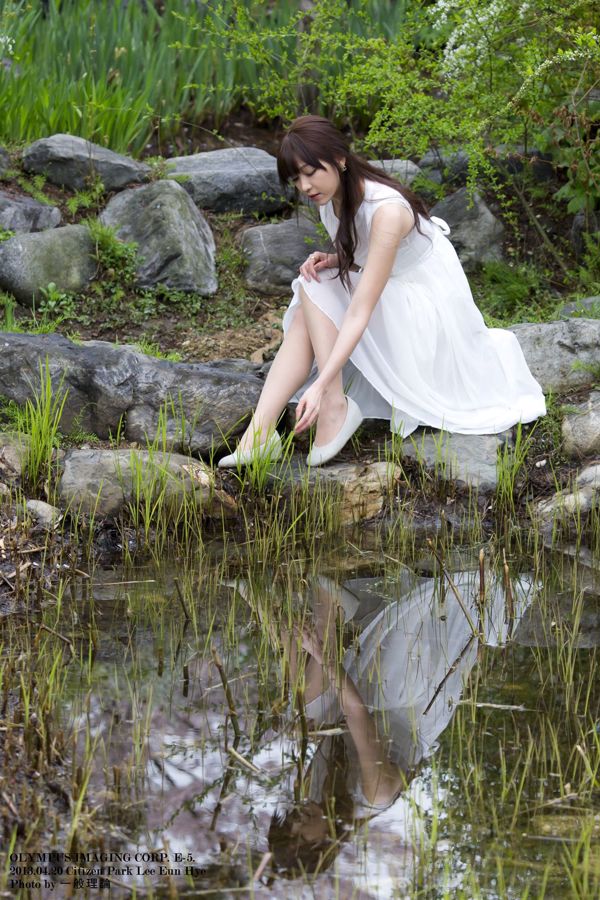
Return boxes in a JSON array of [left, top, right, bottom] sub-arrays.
[[282, 179, 547, 438]]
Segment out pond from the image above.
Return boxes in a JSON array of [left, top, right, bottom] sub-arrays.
[[7, 518, 599, 899]]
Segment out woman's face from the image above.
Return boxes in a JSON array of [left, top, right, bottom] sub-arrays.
[[290, 158, 344, 206]]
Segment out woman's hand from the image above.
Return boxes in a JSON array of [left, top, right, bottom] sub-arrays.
[[298, 251, 337, 283], [295, 381, 325, 434]]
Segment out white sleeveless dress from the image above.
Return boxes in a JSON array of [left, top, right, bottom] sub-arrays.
[[282, 179, 546, 437]]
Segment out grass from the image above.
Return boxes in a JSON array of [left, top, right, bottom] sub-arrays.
[[0, 0, 419, 156]]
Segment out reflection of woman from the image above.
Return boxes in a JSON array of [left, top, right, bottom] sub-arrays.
[[268, 570, 535, 876], [219, 115, 546, 469]]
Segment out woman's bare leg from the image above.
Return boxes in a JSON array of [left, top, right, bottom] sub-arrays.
[[236, 306, 314, 451], [299, 285, 348, 446]]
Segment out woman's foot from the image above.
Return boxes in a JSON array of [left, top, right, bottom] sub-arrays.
[[217, 428, 282, 468], [313, 394, 348, 447], [307, 396, 363, 466]]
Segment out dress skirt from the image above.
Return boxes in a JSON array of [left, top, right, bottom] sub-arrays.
[[282, 226, 546, 438]]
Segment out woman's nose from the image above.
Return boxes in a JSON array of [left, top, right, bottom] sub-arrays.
[[298, 174, 311, 192]]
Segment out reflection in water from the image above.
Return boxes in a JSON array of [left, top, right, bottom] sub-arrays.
[[72, 565, 536, 897], [264, 570, 535, 880]]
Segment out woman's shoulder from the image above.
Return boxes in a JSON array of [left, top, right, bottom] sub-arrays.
[[361, 178, 412, 213]]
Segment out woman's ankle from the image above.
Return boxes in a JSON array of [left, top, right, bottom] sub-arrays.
[[238, 418, 275, 449]]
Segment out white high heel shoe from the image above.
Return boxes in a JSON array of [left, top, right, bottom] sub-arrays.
[[217, 430, 282, 469], [306, 396, 363, 466]]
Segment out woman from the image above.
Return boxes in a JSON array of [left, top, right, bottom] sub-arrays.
[[218, 116, 546, 468]]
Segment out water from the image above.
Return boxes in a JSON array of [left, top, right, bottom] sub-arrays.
[[37, 537, 600, 899]]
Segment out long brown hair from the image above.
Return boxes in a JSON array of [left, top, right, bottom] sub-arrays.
[[277, 115, 430, 290]]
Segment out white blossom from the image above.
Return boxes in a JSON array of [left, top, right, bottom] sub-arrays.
[[0, 33, 15, 56]]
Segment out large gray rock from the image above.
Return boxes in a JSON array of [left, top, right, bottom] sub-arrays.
[[509, 319, 600, 393], [0, 224, 96, 305], [166, 147, 290, 213], [430, 188, 504, 271], [240, 210, 328, 294], [370, 159, 422, 185], [0, 148, 10, 178], [0, 333, 263, 454], [0, 189, 62, 233], [57, 448, 236, 519], [22, 134, 150, 192], [562, 391, 600, 459], [401, 430, 508, 492], [100, 180, 217, 295], [418, 149, 470, 186]]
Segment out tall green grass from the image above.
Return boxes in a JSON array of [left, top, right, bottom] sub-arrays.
[[0, 0, 414, 154]]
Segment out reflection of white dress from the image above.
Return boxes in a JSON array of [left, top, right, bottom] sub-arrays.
[[283, 179, 546, 438], [305, 570, 535, 776]]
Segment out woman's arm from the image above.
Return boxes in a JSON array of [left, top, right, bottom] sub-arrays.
[[295, 203, 414, 433]]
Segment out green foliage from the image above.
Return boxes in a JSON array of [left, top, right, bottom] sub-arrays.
[[85, 218, 138, 289], [19, 360, 69, 492], [569, 233, 600, 296], [473, 260, 558, 325], [572, 359, 600, 387], [15, 173, 53, 205], [0, 227, 15, 242], [495, 423, 535, 515], [129, 339, 183, 362], [0, 290, 62, 334], [66, 175, 106, 217], [37, 282, 75, 320]]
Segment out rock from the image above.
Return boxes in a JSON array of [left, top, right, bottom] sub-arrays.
[[26, 499, 62, 528], [536, 462, 600, 524], [570, 209, 599, 259], [562, 391, 600, 459], [276, 458, 401, 525], [57, 448, 236, 519], [514, 579, 600, 648], [0, 189, 62, 233], [370, 159, 422, 185], [400, 430, 507, 493], [417, 149, 470, 186], [100, 180, 217, 295], [509, 319, 600, 393], [0, 334, 264, 454], [0, 224, 96, 306], [240, 210, 328, 294], [22, 134, 150, 192], [0, 147, 11, 178], [166, 147, 291, 213], [558, 296, 600, 319], [493, 145, 554, 182], [0, 482, 10, 497], [430, 189, 504, 271], [0, 432, 28, 481]]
